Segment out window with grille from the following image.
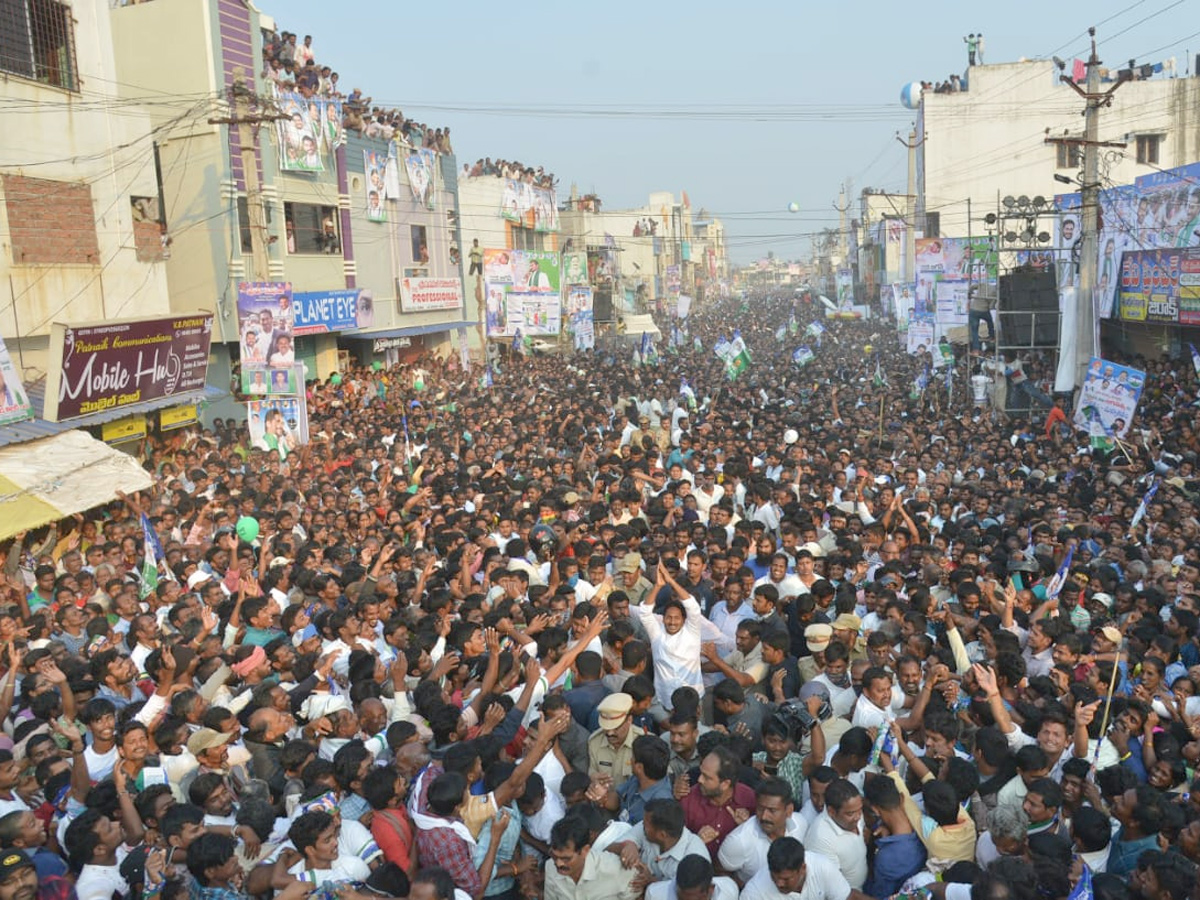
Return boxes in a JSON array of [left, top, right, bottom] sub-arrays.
[[1056, 142, 1082, 169], [0, 0, 78, 91], [1136, 135, 1161, 165], [510, 225, 544, 252], [283, 201, 338, 255]]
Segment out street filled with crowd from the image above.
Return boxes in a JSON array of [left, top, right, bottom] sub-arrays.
[[0, 292, 1198, 900]]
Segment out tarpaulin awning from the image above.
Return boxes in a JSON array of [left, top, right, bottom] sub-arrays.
[[0, 430, 153, 541], [620, 315, 662, 340]]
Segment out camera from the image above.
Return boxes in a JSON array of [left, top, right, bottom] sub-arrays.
[[770, 697, 830, 741]]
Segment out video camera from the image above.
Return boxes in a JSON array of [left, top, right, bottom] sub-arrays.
[[770, 696, 831, 742]]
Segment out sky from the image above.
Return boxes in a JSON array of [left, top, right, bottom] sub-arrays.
[[280, 0, 1195, 265]]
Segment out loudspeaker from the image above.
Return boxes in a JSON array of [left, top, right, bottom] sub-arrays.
[[999, 268, 1058, 346], [594, 288, 613, 323]]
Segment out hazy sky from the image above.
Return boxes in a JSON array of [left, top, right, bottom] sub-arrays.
[[280, 0, 1194, 263]]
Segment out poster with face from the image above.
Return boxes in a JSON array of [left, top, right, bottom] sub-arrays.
[[237, 283, 293, 369], [247, 394, 309, 461], [364, 150, 387, 223]]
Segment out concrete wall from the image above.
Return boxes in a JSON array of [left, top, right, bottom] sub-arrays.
[[923, 62, 1200, 238], [0, 0, 170, 382]]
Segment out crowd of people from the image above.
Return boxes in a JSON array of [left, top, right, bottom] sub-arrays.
[[462, 160, 558, 191], [260, 28, 453, 153], [0, 291, 1199, 900]]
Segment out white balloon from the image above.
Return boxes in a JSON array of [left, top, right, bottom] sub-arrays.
[[787, 202, 800, 213], [900, 82, 923, 110], [783, 428, 799, 445]]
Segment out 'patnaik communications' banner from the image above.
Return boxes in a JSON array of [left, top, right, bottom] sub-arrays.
[[45, 313, 213, 422]]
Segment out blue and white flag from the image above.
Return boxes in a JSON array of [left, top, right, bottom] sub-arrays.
[[1190, 343, 1200, 379], [1067, 863, 1093, 900], [139, 513, 163, 599], [640, 330, 651, 363], [512, 328, 523, 353], [1045, 545, 1075, 601], [1129, 479, 1158, 532]]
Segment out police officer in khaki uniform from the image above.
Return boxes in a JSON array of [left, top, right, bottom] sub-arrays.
[[797, 623, 831, 686], [587, 692, 643, 782]]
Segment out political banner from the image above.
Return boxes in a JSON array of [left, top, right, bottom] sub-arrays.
[[237, 282, 294, 368], [893, 283, 916, 332], [0, 335, 32, 426], [915, 237, 997, 320], [384, 143, 401, 199], [677, 295, 692, 319], [1118, 249, 1182, 324], [485, 250, 562, 337], [792, 347, 814, 366], [483, 249, 514, 284], [404, 149, 437, 209], [572, 310, 594, 350], [511, 250, 560, 292], [274, 89, 344, 173], [1056, 163, 1200, 318], [836, 269, 854, 306], [933, 277, 970, 326], [1074, 357, 1144, 439], [532, 185, 559, 233], [497, 292, 560, 336], [400, 277, 463, 313], [44, 313, 213, 422], [501, 178, 533, 222], [562, 252, 588, 286], [247, 396, 309, 461], [666, 265, 681, 296], [293, 289, 370, 335], [364, 150, 387, 222], [1182, 252, 1200, 325], [566, 286, 593, 318], [241, 365, 299, 396], [907, 314, 935, 355], [879, 285, 895, 316]]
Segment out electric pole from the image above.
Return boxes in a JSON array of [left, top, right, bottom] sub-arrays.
[[209, 72, 286, 282], [1051, 28, 1129, 385], [896, 130, 926, 284]]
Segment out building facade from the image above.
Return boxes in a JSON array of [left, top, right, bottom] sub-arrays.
[[110, 0, 471, 420]]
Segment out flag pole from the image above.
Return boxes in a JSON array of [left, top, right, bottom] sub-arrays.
[[879, 395, 885, 444], [1091, 639, 1123, 772]]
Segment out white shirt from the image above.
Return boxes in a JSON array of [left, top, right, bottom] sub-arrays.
[[805, 809, 868, 889], [717, 813, 809, 884], [810, 675, 856, 718], [627, 821, 710, 880], [289, 855, 371, 887], [647, 876, 738, 900], [76, 856, 129, 900], [709, 600, 755, 644], [634, 593, 705, 708], [739, 852, 852, 900], [851, 694, 895, 730], [754, 573, 806, 599], [84, 744, 117, 782]]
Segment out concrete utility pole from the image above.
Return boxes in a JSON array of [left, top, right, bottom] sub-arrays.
[[895, 130, 926, 284], [209, 74, 286, 282], [1051, 29, 1128, 385]]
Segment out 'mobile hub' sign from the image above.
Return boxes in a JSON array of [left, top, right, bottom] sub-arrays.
[[44, 313, 213, 422]]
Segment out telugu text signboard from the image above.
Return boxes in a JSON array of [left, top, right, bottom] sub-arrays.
[[44, 313, 213, 422], [399, 277, 463, 313]]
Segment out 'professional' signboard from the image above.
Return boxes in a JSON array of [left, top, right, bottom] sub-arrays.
[[44, 313, 213, 422]]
